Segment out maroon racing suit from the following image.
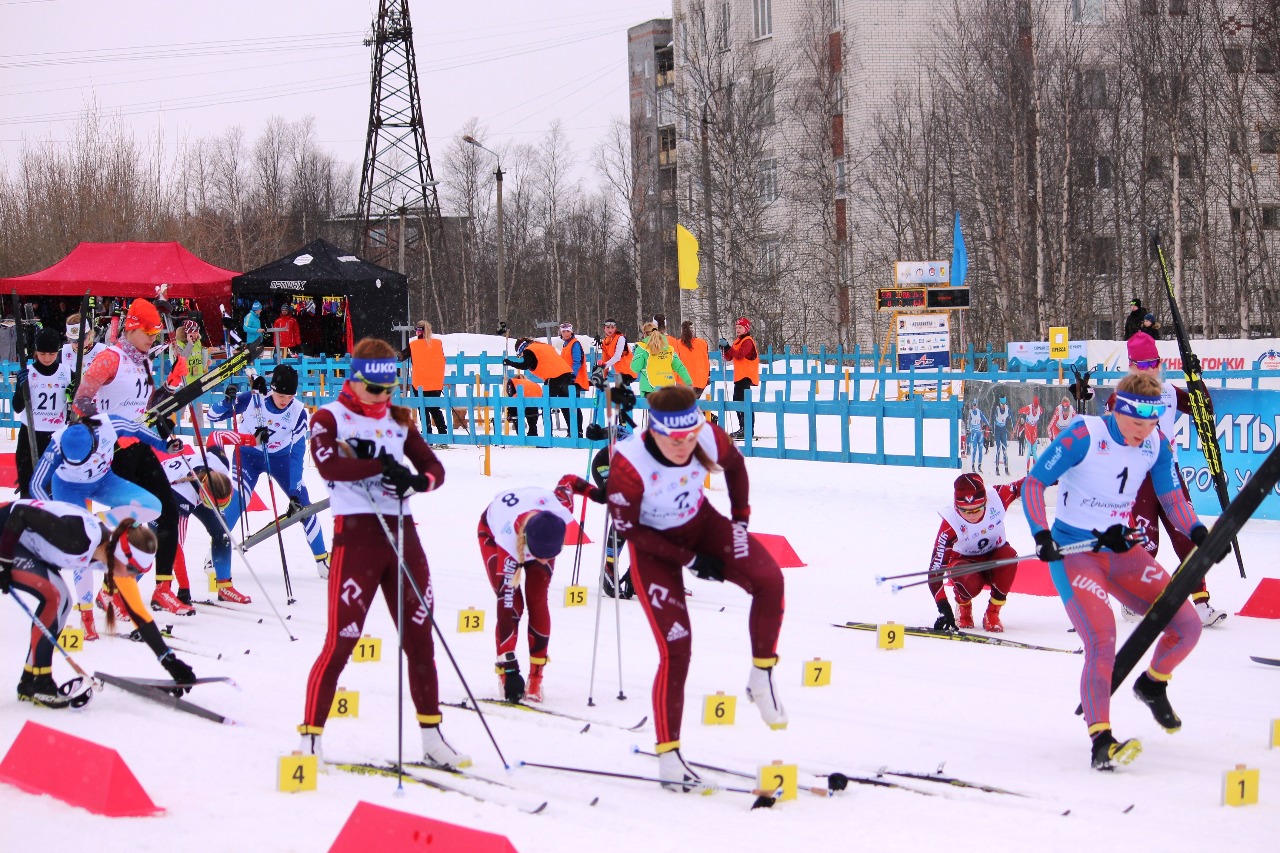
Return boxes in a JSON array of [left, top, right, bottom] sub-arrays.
[[299, 388, 446, 735], [607, 423, 784, 752], [927, 479, 1024, 606]]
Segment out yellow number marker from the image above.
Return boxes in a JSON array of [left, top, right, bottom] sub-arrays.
[[564, 585, 588, 608], [457, 608, 485, 633], [878, 622, 904, 650], [1224, 765, 1259, 806], [278, 752, 318, 793], [1271, 719, 1280, 749], [58, 627, 84, 652], [330, 688, 359, 719], [352, 635, 382, 663], [757, 760, 798, 802], [702, 691, 737, 725], [207, 573, 218, 593], [802, 658, 831, 687]]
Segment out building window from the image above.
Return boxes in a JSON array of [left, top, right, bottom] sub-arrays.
[[1261, 129, 1279, 154], [1145, 155, 1166, 181], [1075, 156, 1114, 189], [1181, 232, 1199, 260], [1177, 153, 1197, 180], [754, 69, 776, 124], [1265, 207, 1280, 230], [646, 95, 654, 118], [1225, 47, 1246, 73], [1139, 0, 1158, 13], [1168, 0, 1188, 15], [1258, 46, 1276, 74], [1076, 69, 1108, 109], [718, 2, 730, 51], [1086, 236, 1117, 276], [758, 157, 779, 204], [834, 158, 846, 196], [645, 59, 652, 78], [753, 0, 772, 39], [1071, 0, 1104, 24], [760, 240, 781, 282]]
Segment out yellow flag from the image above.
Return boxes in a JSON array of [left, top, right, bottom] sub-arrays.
[[677, 224, 700, 290]]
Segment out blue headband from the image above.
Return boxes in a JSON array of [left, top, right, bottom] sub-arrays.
[[1113, 391, 1166, 421], [649, 404, 703, 435], [350, 357, 398, 386]]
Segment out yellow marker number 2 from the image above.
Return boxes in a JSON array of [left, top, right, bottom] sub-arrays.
[[757, 761, 798, 802]]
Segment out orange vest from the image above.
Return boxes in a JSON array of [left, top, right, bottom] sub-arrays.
[[559, 338, 589, 390], [507, 375, 543, 398], [524, 341, 572, 381], [601, 332, 635, 378], [732, 334, 759, 386], [674, 337, 710, 389], [409, 337, 445, 392]]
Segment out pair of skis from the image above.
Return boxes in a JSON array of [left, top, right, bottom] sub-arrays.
[[94, 671, 235, 724], [835, 622, 1082, 655]]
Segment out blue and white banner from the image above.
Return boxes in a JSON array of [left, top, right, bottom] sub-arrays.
[[1008, 340, 1088, 362], [897, 313, 951, 370], [1163, 388, 1280, 520]]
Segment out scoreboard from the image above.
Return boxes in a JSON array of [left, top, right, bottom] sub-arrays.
[[876, 286, 970, 313]]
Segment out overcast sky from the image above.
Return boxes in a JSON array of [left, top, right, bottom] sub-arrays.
[[1, 0, 668, 175]]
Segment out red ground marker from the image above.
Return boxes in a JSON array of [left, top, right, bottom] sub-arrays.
[[329, 801, 517, 853]]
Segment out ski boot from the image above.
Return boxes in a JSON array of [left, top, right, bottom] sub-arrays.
[[498, 655, 524, 703], [1133, 671, 1182, 732], [1090, 728, 1141, 771], [96, 587, 130, 623], [956, 600, 974, 629], [77, 604, 99, 642], [658, 746, 703, 793], [982, 600, 1004, 633], [297, 728, 324, 764], [1195, 600, 1226, 628], [745, 660, 788, 730], [420, 725, 471, 770], [525, 661, 545, 704], [315, 555, 330, 580], [151, 580, 196, 616], [176, 587, 194, 605], [216, 580, 252, 604], [18, 670, 93, 709]]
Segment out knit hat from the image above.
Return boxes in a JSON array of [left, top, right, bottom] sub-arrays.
[[1144, 313, 1155, 322], [522, 511, 567, 559], [560, 322, 574, 333], [1130, 297, 1142, 307], [736, 317, 751, 331], [60, 423, 95, 466], [183, 319, 200, 340], [953, 473, 986, 510], [251, 301, 262, 312], [271, 364, 299, 396], [123, 298, 162, 335], [1127, 332, 1160, 363], [34, 328, 61, 353]]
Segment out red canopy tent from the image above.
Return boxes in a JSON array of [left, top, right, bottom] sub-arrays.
[[0, 242, 237, 344]]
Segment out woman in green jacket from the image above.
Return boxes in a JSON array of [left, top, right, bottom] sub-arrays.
[[630, 323, 691, 396]]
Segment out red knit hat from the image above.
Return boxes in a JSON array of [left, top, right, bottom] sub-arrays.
[[953, 473, 986, 510], [736, 317, 751, 331], [124, 298, 163, 335], [1127, 332, 1159, 363]]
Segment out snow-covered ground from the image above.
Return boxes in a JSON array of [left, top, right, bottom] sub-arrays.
[[1, 438, 1278, 853]]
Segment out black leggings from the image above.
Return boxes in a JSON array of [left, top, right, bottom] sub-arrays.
[[111, 441, 180, 585], [420, 389, 448, 434], [15, 428, 53, 499], [733, 378, 755, 435]]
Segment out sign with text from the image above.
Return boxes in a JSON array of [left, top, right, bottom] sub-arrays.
[[894, 261, 950, 285], [896, 313, 951, 371], [1049, 327, 1069, 360], [1008, 340, 1088, 363]]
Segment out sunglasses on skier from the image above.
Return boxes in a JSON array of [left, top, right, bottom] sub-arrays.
[[1130, 358, 1160, 371], [362, 381, 393, 396]]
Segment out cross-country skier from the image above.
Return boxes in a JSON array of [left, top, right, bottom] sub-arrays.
[[208, 363, 330, 578], [13, 328, 70, 499], [159, 447, 243, 602], [1023, 372, 1207, 771], [991, 396, 1011, 475], [477, 477, 603, 704], [61, 311, 107, 377], [73, 297, 190, 615], [1047, 395, 1077, 440], [1106, 332, 1225, 628], [605, 385, 785, 791], [297, 337, 469, 771], [927, 473, 1025, 633], [964, 401, 989, 472], [0, 503, 195, 707], [1020, 395, 1043, 471]]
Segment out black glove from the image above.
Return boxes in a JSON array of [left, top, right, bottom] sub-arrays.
[[589, 365, 608, 390], [253, 426, 271, 446], [166, 435, 184, 454], [584, 422, 609, 441], [609, 384, 636, 408], [0, 556, 11, 594], [158, 650, 196, 695], [1033, 530, 1063, 562], [1091, 524, 1142, 553], [685, 553, 725, 582], [380, 453, 430, 497], [496, 322, 510, 337], [1190, 525, 1209, 547], [250, 375, 267, 395], [346, 437, 378, 459], [501, 658, 525, 703], [502, 358, 518, 368], [287, 495, 305, 517], [933, 599, 958, 632], [223, 383, 239, 403], [15, 370, 27, 393]]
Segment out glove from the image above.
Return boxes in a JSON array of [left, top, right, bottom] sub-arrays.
[[15, 370, 27, 393], [223, 384, 240, 403], [164, 356, 188, 390], [589, 365, 608, 390], [165, 435, 184, 454], [933, 599, 958, 632], [1091, 524, 1143, 553], [253, 426, 271, 446], [718, 337, 729, 349], [1190, 525, 1209, 547], [556, 474, 605, 505], [287, 495, 305, 517], [584, 423, 609, 441], [1184, 353, 1201, 376], [153, 415, 174, 440], [380, 454, 431, 497], [158, 650, 196, 695], [1033, 530, 1063, 562], [0, 556, 11, 594], [251, 375, 268, 395], [609, 384, 636, 408], [502, 358, 518, 368], [685, 553, 725, 582]]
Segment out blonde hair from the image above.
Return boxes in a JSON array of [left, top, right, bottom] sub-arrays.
[[642, 323, 668, 355], [1116, 372, 1162, 398], [418, 320, 433, 341]]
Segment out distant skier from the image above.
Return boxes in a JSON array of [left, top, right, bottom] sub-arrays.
[[1023, 372, 1208, 771], [927, 473, 1025, 633], [991, 396, 1011, 476], [964, 401, 989, 473], [1047, 395, 1077, 440]]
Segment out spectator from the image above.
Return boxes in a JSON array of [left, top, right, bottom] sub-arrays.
[[404, 320, 447, 435], [1122, 298, 1145, 340], [243, 301, 263, 346], [631, 322, 691, 397], [719, 317, 759, 440], [505, 375, 543, 437], [275, 304, 302, 359], [1141, 313, 1162, 340], [673, 320, 710, 397]]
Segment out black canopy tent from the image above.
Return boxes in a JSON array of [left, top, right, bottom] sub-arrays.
[[231, 239, 409, 349]]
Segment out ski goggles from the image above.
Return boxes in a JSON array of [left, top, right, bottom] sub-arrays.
[[1112, 392, 1166, 421], [956, 499, 987, 513], [1130, 358, 1161, 371], [649, 404, 704, 439]]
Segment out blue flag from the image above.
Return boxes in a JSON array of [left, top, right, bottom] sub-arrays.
[[951, 212, 968, 289]]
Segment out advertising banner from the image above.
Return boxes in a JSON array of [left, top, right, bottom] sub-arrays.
[[897, 313, 951, 370]]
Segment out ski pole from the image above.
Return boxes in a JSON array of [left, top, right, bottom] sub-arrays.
[[586, 388, 618, 707], [357, 482, 510, 769], [9, 587, 102, 690], [610, 520, 625, 702], [517, 760, 785, 807], [262, 450, 296, 604], [878, 538, 1098, 588], [396, 498, 406, 792]]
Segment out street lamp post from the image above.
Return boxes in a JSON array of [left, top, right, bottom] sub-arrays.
[[462, 135, 505, 328]]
